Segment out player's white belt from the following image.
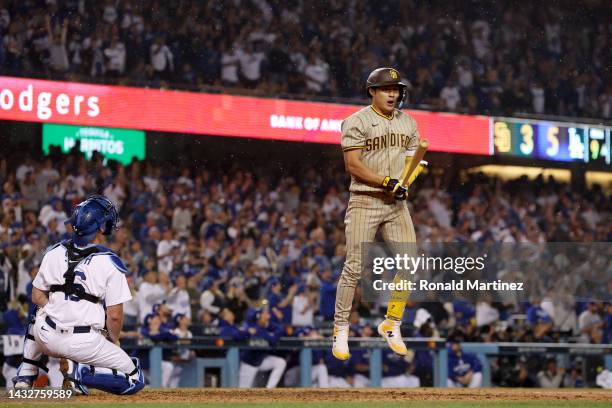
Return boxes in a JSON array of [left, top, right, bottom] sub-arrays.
[[45, 316, 91, 334]]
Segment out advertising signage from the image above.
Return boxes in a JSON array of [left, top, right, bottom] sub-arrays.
[[0, 76, 490, 155], [42, 124, 145, 165], [3, 76, 608, 166]]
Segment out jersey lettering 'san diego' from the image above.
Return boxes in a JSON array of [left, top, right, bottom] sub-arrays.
[[341, 106, 421, 193]]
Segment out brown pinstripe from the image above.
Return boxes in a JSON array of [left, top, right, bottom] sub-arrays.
[[334, 106, 420, 325]]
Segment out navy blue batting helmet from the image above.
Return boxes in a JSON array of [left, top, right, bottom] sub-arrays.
[[65, 195, 119, 246]]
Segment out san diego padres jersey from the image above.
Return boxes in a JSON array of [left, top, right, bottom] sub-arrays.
[[341, 106, 421, 193], [32, 242, 132, 329]]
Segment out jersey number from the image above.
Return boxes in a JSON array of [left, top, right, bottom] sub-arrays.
[[65, 271, 86, 302]]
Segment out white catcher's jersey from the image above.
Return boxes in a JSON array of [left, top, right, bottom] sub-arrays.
[[32, 242, 132, 330]]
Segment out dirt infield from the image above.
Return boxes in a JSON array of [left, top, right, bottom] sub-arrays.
[[66, 388, 611, 404]]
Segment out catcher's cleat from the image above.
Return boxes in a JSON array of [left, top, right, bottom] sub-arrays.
[[12, 375, 36, 389], [332, 324, 350, 360], [60, 358, 89, 395], [378, 318, 408, 356]]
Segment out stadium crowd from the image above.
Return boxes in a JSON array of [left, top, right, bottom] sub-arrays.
[[0, 0, 611, 119], [0, 145, 610, 388]]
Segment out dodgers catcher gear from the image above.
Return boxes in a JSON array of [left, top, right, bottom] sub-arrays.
[[64, 195, 118, 246], [64, 358, 145, 395], [48, 241, 102, 304], [366, 67, 407, 108], [60, 359, 89, 395], [13, 308, 49, 388]]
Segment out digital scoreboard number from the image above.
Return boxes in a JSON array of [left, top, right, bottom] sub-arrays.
[[587, 127, 611, 165], [493, 119, 610, 165]]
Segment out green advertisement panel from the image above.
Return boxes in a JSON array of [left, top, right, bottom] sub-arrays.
[[42, 124, 145, 165]]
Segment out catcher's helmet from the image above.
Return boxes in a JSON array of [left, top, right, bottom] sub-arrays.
[[64, 195, 119, 246], [366, 67, 407, 106]]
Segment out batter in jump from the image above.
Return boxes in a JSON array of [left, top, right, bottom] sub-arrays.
[[333, 67, 425, 360], [13, 195, 145, 395]]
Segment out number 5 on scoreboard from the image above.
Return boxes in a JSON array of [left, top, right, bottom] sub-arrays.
[[546, 127, 559, 157]]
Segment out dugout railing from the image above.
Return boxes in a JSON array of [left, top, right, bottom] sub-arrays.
[[122, 338, 612, 388], [2, 336, 611, 388]]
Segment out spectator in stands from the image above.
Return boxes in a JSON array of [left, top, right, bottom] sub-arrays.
[[15, 243, 38, 296], [238, 308, 286, 388], [439, 78, 461, 111], [578, 301, 604, 343], [199, 277, 225, 317], [150, 36, 174, 82], [5, 1, 608, 118], [1, 297, 28, 389], [0, 249, 13, 311], [603, 303, 612, 344], [237, 42, 265, 89], [526, 299, 554, 341], [172, 198, 192, 239], [318, 267, 336, 321], [291, 284, 315, 327], [153, 301, 174, 331], [123, 274, 139, 327], [157, 229, 179, 275], [304, 51, 331, 95], [536, 358, 565, 388], [46, 16, 69, 73], [223, 277, 249, 323], [220, 40, 240, 87], [166, 274, 191, 322], [267, 277, 297, 325], [137, 270, 168, 322], [103, 34, 126, 77], [475, 297, 500, 328]]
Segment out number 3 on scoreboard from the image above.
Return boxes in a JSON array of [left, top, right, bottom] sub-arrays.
[[546, 126, 559, 157], [519, 124, 534, 155]]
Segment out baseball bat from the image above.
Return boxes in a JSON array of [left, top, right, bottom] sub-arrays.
[[400, 139, 429, 187]]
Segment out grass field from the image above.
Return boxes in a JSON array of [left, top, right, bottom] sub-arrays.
[[4, 388, 612, 408]]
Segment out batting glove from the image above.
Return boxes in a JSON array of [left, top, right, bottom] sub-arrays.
[[382, 177, 408, 200]]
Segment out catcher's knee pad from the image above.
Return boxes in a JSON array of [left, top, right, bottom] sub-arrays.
[[78, 358, 145, 395]]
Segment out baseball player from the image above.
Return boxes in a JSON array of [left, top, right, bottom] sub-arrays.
[[12, 195, 145, 395], [333, 67, 425, 360], [238, 307, 287, 388], [381, 349, 420, 388], [447, 336, 483, 388], [167, 313, 195, 388]]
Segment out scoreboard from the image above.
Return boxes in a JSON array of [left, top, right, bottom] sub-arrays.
[[493, 118, 611, 165]]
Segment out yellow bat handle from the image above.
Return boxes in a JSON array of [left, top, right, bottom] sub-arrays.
[[400, 140, 428, 186], [406, 162, 426, 186]]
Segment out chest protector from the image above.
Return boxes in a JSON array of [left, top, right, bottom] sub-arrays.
[[49, 241, 101, 304]]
